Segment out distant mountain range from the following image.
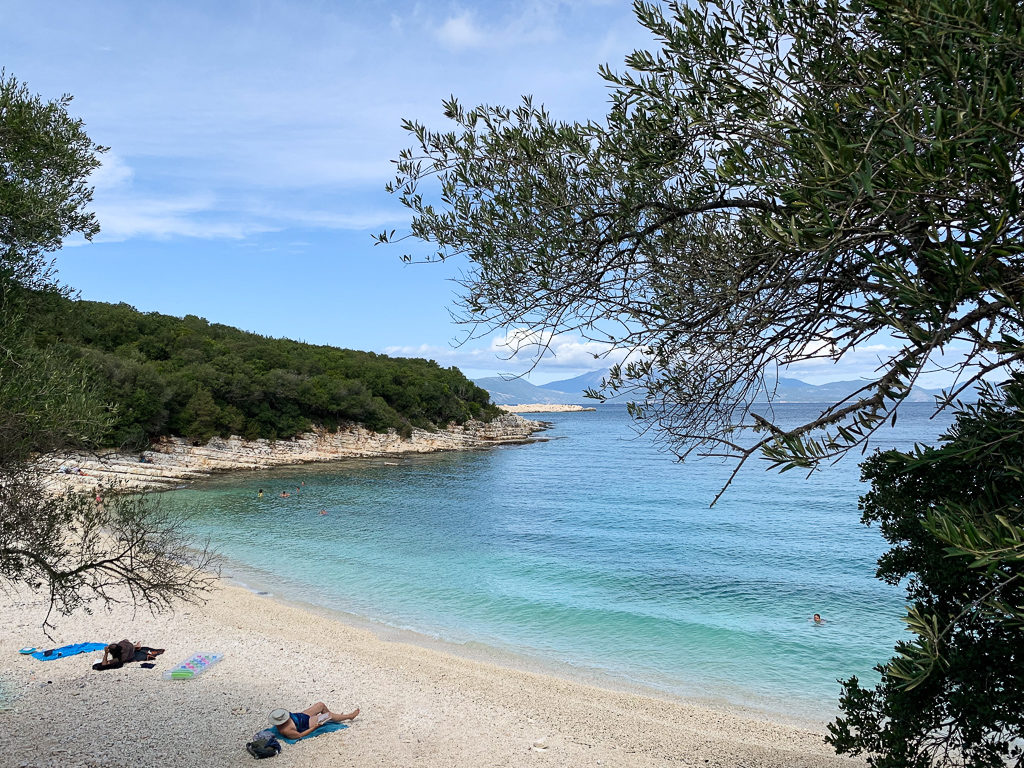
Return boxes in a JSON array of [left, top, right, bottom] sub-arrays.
[[473, 376, 580, 406], [475, 370, 952, 406]]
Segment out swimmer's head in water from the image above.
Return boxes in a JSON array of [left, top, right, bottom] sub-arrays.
[[813, 613, 822, 622]]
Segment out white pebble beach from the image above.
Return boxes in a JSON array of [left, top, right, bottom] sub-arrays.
[[0, 581, 864, 768]]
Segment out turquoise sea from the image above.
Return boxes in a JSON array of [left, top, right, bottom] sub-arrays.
[[165, 403, 954, 721]]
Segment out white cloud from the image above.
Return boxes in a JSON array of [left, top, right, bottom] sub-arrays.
[[259, 206, 408, 232], [89, 152, 134, 189], [382, 331, 632, 380], [81, 151, 407, 242], [89, 194, 403, 242], [382, 342, 492, 361], [436, 13, 487, 49], [85, 155, 260, 241], [432, 5, 561, 51], [489, 329, 627, 368], [91, 194, 276, 242], [8, 0, 637, 250]]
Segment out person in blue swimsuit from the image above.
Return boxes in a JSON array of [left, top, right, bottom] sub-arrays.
[[269, 702, 359, 738]]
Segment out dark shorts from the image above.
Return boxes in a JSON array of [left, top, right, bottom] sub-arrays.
[[290, 712, 310, 732]]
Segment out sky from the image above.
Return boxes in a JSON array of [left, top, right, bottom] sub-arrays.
[[1, 1, 960, 386]]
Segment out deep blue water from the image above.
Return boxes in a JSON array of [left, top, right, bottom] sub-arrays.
[[165, 403, 954, 720]]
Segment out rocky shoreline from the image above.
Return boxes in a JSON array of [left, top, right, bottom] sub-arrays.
[[39, 413, 547, 494]]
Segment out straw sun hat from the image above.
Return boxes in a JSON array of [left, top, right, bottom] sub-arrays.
[[269, 709, 290, 726]]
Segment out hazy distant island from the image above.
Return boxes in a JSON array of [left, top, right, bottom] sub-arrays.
[[476, 369, 958, 406]]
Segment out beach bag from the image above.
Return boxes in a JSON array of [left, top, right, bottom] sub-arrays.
[[246, 729, 281, 759]]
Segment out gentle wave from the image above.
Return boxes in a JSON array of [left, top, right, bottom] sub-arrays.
[[166, 403, 953, 720]]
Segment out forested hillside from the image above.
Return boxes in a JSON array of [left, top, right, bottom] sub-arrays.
[[29, 293, 498, 448]]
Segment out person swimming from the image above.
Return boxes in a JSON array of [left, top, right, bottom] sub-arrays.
[[813, 613, 826, 624]]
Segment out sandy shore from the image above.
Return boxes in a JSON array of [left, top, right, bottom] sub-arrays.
[[498, 404, 597, 413], [0, 582, 862, 768]]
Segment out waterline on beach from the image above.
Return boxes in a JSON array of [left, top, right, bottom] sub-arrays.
[[165, 404, 953, 722], [0, 579, 863, 768], [214, 556, 820, 730]]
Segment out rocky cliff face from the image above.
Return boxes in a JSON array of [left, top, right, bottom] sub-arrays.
[[40, 414, 547, 493]]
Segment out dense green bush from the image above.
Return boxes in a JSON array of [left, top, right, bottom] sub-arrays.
[[29, 294, 498, 447], [829, 379, 1024, 767]]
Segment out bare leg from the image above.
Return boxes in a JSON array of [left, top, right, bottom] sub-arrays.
[[301, 702, 329, 718], [300, 702, 359, 722]]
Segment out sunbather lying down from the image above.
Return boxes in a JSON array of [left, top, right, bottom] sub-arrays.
[[93, 639, 165, 670], [269, 703, 360, 739]]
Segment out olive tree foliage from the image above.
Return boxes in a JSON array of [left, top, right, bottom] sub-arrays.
[[0, 71, 103, 294], [0, 73, 216, 627], [378, 2, 1024, 763], [0, 70, 109, 462], [828, 378, 1024, 768], [1, 475, 217, 629], [377, 0, 1024, 495]]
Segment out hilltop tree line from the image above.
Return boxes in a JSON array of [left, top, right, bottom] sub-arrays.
[[28, 292, 498, 449]]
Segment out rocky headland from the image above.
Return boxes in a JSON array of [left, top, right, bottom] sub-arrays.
[[40, 413, 546, 494]]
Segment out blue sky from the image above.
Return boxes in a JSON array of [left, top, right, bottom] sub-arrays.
[[2, 1, 958, 386]]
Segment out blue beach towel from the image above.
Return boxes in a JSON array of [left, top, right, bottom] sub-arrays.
[[273, 722, 348, 744], [30, 642, 106, 661]]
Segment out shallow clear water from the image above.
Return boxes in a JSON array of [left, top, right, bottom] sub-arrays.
[[165, 403, 954, 719]]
